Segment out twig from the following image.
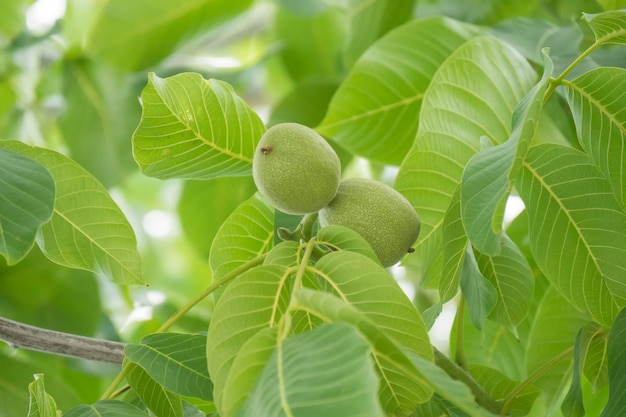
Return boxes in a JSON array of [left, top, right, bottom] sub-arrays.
[[433, 348, 502, 415], [0, 316, 125, 364]]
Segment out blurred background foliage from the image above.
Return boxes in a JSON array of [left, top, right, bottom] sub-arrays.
[[0, 0, 621, 414]]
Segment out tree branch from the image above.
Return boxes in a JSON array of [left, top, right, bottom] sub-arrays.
[[0, 316, 125, 364]]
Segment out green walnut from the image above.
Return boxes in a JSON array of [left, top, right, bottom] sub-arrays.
[[319, 178, 420, 267], [252, 123, 341, 215]]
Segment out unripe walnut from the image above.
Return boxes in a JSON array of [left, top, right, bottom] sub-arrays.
[[252, 123, 341, 215], [319, 178, 420, 267]]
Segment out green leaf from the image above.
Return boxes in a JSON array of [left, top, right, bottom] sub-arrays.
[[275, 7, 345, 82], [208, 194, 274, 281], [526, 287, 589, 406], [0, 141, 143, 285], [582, 10, 626, 45], [517, 144, 626, 325], [415, 0, 540, 25], [562, 322, 608, 417], [490, 19, 595, 78], [341, 0, 416, 67], [292, 288, 434, 414], [474, 235, 534, 331], [64, 400, 148, 417], [600, 307, 626, 416], [395, 35, 536, 284], [460, 52, 552, 255], [563, 67, 626, 209], [460, 247, 497, 330], [132, 72, 265, 180], [268, 79, 339, 129], [275, 0, 329, 15], [178, 176, 257, 257], [58, 59, 140, 187], [127, 365, 183, 417], [469, 365, 541, 417], [0, 247, 101, 337], [0, 148, 55, 265], [27, 374, 60, 417], [263, 241, 300, 267], [206, 264, 291, 409], [221, 327, 279, 417], [318, 17, 481, 164], [452, 310, 527, 381], [125, 333, 212, 401], [87, 0, 252, 70], [408, 354, 499, 417], [440, 187, 466, 302], [311, 251, 432, 361], [235, 323, 384, 417], [597, 0, 626, 10], [0, 0, 26, 40], [584, 325, 610, 391], [316, 224, 379, 263]]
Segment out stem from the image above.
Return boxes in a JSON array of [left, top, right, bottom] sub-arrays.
[[0, 317, 125, 364], [454, 296, 469, 371], [278, 239, 316, 341], [157, 253, 266, 333], [543, 40, 602, 100], [433, 348, 502, 415], [500, 347, 574, 415], [100, 363, 135, 400], [100, 253, 267, 399]]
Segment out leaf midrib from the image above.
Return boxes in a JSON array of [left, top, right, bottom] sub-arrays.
[[154, 76, 254, 164], [52, 207, 140, 284], [522, 159, 620, 311]]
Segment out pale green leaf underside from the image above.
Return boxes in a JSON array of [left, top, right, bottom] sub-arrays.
[[64, 400, 147, 417], [311, 251, 432, 360], [395, 35, 536, 284], [236, 323, 384, 417], [316, 224, 380, 265], [0, 141, 143, 285], [27, 374, 59, 417], [221, 327, 279, 417], [318, 17, 481, 164], [292, 289, 434, 414], [564, 67, 626, 210], [0, 148, 55, 265], [518, 144, 626, 326], [133, 72, 265, 179], [207, 264, 291, 409], [125, 333, 212, 401], [582, 10, 626, 45], [209, 194, 274, 280], [310, 251, 433, 414], [127, 365, 183, 417], [600, 307, 626, 416]]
